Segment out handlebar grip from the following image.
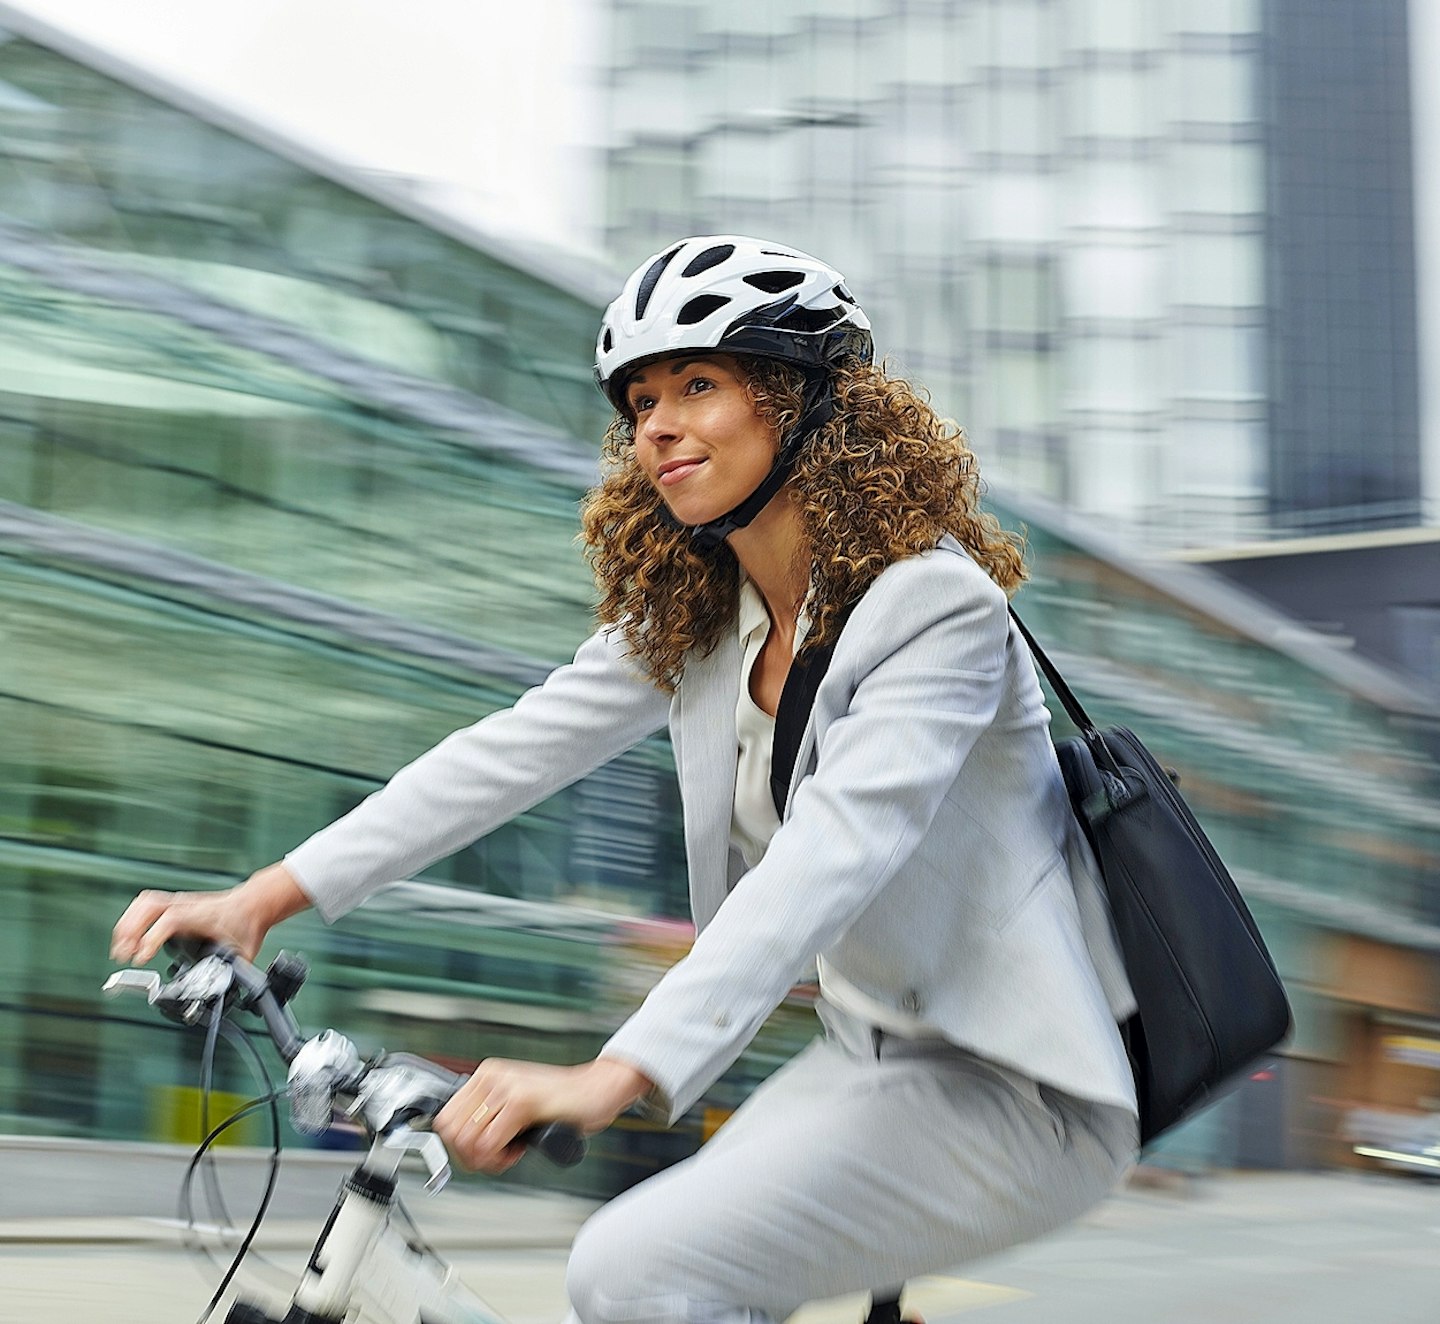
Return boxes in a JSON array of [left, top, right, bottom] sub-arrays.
[[164, 935, 226, 966], [518, 1123, 587, 1168]]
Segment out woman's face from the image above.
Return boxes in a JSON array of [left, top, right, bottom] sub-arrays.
[[625, 353, 777, 526]]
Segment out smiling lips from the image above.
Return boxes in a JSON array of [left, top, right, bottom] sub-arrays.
[[658, 457, 706, 487]]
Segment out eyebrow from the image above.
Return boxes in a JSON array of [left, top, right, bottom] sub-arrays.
[[668, 356, 720, 375], [628, 357, 721, 395]]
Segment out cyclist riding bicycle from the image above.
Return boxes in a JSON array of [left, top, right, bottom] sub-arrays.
[[113, 235, 1140, 1324]]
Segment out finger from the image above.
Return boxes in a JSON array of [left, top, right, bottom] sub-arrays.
[[467, 1102, 528, 1173], [134, 908, 187, 966], [111, 892, 174, 962], [434, 1064, 493, 1136]]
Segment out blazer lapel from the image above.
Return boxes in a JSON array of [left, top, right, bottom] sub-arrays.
[[676, 627, 740, 931]]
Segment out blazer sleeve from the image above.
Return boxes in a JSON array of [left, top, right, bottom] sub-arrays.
[[285, 627, 671, 921], [601, 550, 1010, 1123]]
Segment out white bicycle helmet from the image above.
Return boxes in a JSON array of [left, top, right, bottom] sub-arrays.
[[595, 235, 872, 409], [595, 236, 873, 546]]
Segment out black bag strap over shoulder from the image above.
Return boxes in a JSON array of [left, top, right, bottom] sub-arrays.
[[770, 602, 858, 818], [1007, 608, 1128, 789]]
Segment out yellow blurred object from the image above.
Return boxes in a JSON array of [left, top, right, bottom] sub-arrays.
[[701, 1106, 733, 1143], [151, 1084, 262, 1146]]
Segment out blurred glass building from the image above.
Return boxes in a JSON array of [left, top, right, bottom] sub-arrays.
[[601, 0, 1430, 549], [0, 8, 1438, 1199]]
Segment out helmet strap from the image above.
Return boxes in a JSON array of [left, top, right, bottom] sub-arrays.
[[683, 370, 834, 551]]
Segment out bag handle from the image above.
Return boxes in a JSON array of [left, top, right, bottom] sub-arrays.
[[1007, 606, 1124, 782]]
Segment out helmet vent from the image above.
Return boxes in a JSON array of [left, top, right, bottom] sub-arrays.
[[601, 327, 614, 353], [761, 249, 799, 258], [833, 283, 857, 304], [677, 294, 731, 325], [635, 245, 683, 321], [681, 244, 735, 277], [744, 270, 806, 294], [776, 305, 844, 334]]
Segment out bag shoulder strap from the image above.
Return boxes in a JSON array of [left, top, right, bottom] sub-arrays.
[[1005, 607, 1096, 733], [770, 602, 856, 817], [1008, 606, 1124, 780]]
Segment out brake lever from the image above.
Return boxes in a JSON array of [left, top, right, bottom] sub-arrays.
[[103, 954, 236, 1025], [102, 969, 162, 1001]]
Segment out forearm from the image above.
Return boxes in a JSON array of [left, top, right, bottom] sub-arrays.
[[286, 628, 670, 922]]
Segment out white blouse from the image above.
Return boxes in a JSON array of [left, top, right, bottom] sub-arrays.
[[729, 578, 939, 1039]]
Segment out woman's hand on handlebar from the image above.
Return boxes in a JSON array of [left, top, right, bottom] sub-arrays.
[[435, 1056, 653, 1175], [110, 863, 311, 966]]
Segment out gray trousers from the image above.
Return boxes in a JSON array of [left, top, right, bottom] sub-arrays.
[[566, 1006, 1137, 1324]]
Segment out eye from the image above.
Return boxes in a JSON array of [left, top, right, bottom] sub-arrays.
[[629, 391, 656, 414], [684, 375, 715, 395]]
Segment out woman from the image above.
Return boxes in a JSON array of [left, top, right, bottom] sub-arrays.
[[112, 236, 1138, 1323]]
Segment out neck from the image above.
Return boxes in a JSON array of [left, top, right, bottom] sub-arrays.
[[726, 489, 809, 637]]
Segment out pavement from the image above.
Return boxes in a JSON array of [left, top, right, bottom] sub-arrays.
[[1, 1150, 1437, 1324]]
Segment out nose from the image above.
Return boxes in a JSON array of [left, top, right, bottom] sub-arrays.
[[639, 394, 681, 446]]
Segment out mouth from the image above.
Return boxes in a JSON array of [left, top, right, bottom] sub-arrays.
[[657, 457, 707, 487]]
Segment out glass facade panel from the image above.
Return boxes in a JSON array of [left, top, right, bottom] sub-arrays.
[[1068, 0, 1159, 51], [981, 0, 1056, 69], [1174, 0, 1262, 37], [1071, 67, 1154, 140], [986, 256, 1057, 335], [1175, 324, 1264, 399], [978, 83, 1050, 157], [1170, 141, 1264, 215], [1175, 50, 1256, 125], [1173, 233, 1263, 306], [1064, 245, 1160, 320], [990, 351, 1057, 431], [1065, 335, 1158, 409]]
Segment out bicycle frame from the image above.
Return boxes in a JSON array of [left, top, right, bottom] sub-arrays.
[[225, 1134, 505, 1324]]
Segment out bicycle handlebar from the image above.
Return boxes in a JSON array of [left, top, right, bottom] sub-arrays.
[[103, 938, 587, 1169]]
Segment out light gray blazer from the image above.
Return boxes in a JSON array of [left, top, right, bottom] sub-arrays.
[[286, 537, 1138, 1126]]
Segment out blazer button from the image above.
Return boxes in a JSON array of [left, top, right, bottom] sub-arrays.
[[902, 990, 922, 1014]]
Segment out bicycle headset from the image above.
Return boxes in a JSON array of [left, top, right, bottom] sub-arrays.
[[594, 235, 875, 549]]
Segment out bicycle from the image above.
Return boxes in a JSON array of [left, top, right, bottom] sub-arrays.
[[104, 941, 911, 1324]]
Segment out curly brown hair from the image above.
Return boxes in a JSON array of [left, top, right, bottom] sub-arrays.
[[580, 356, 1026, 690]]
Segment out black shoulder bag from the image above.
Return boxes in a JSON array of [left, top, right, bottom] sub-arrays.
[[771, 603, 1292, 1145]]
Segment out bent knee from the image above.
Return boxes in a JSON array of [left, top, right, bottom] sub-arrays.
[[567, 1203, 651, 1324], [569, 1196, 722, 1324]]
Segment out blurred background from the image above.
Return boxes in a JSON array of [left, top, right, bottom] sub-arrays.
[[0, 0, 1437, 1211]]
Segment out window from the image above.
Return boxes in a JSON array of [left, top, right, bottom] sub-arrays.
[[1175, 324, 1265, 398], [986, 256, 1056, 336], [1170, 142, 1263, 215], [1068, 0, 1158, 52], [1066, 335, 1159, 409], [978, 82, 1051, 156], [1064, 245, 1160, 321], [1069, 66, 1155, 139], [1174, 51, 1257, 126], [1173, 233, 1263, 306], [990, 349, 1057, 430]]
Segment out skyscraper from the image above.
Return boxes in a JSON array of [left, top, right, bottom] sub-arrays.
[[601, 0, 1428, 549]]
